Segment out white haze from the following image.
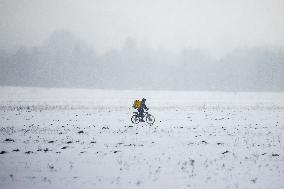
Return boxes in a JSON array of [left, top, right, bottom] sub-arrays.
[[1, 0, 284, 58], [0, 0, 283, 91]]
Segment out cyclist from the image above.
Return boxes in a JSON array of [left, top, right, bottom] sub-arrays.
[[137, 98, 148, 122]]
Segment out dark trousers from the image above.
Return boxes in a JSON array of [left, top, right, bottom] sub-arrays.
[[138, 109, 144, 119]]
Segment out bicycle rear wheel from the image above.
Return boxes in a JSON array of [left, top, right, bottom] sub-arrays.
[[131, 115, 140, 124]]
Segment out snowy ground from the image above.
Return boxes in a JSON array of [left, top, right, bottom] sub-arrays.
[[0, 87, 284, 189]]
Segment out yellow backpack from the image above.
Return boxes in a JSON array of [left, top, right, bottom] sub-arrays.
[[133, 100, 141, 109]]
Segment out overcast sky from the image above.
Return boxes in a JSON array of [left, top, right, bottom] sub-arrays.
[[0, 0, 284, 58]]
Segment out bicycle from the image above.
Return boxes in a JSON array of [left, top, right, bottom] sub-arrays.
[[131, 111, 155, 125]]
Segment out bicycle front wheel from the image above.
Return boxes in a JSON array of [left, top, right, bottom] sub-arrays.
[[146, 114, 155, 125]]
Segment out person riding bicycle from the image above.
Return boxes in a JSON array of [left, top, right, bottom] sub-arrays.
[[131, 98, 155, 125], [137, 98, 148, 122]]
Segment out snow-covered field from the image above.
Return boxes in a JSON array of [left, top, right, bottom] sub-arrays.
[[0, 87, 284, 189]]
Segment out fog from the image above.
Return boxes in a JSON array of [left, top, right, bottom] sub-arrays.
[[0, 0, 284, 91]]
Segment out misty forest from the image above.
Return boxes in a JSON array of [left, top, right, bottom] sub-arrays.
[[0, 30, 283, 91]]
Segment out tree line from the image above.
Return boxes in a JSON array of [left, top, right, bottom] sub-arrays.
[[0, 30, 283, 91]]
